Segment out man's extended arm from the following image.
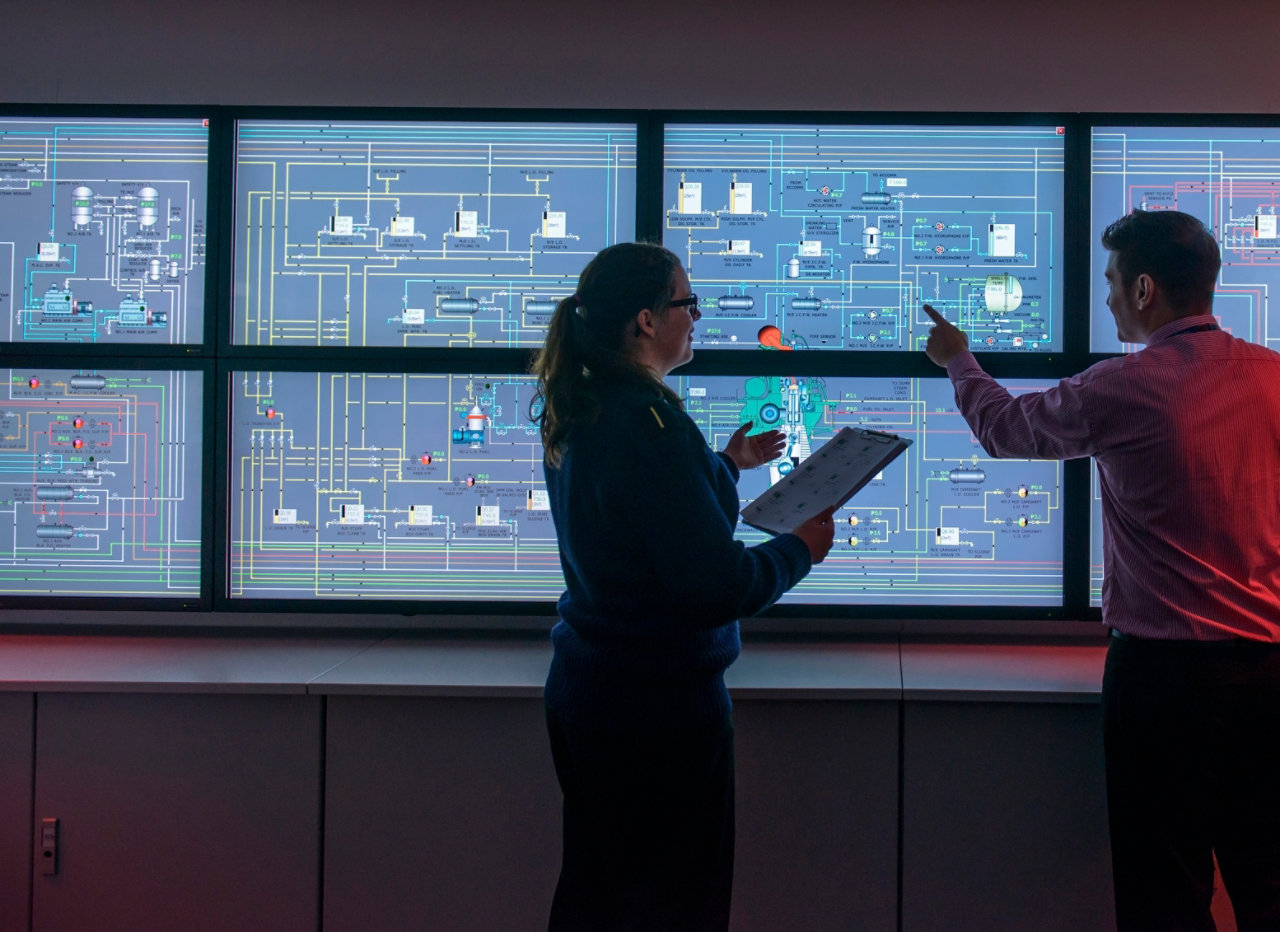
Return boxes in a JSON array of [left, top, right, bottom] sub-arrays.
[[923, 304, 1098, 460]]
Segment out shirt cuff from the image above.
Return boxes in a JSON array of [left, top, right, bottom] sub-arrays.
[[946, 351, 984, 379], [771, 531, 814, 579], [716, 450, 741, 481]]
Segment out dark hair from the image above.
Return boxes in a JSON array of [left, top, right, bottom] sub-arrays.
[[1100, 210, 1221, 312], [530, 242, 685, 466]]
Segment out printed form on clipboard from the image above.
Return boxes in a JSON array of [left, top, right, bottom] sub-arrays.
[[741, 427, 912, 536]]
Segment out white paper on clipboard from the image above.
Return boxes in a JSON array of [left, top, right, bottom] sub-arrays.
[[740, 426, 912, 536]]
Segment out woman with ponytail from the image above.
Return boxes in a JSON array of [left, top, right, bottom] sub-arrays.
[[531, 242, 835, 931]]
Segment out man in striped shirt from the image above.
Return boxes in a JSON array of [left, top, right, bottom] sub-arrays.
[[924, 209, 1280, 932]]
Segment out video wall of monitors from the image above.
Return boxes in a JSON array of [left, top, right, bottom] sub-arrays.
[[2, 106, 1277, 623]]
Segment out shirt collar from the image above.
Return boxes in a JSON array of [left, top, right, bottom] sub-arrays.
[[1146, 314, 1219, 345]]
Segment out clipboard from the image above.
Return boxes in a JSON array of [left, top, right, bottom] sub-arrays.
[[741, 426, 912, 536]]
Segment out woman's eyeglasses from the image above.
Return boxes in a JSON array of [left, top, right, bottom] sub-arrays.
[[668, 295, 701, 320]]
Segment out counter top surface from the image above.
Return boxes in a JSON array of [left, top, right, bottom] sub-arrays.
[[900, 643, 1106, 702], [0, 635, 379, 693], [0, 635, 1109, 700]]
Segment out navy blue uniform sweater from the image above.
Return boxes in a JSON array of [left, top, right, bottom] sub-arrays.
[[543, 379, 813, 732]]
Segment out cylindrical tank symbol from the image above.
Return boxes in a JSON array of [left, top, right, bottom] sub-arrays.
[[71, 186, 94, 227], [864, 226, 882, 257], [525, 300, 558, 314], [787, 257, 800, 278], [149, 259, 162, 282], [984, 273, 1024, 313], [69, 375, 107, 391], [137, 187, 160, 228], [717, 296, 755, 311], [439, 298, 481, 314], [36, 525, 75, 539], [791, 297, 823, 311], [948, 468, 987, 484], [36, 487, 75, 501], [861, 192, 892, 206], [168, 261, 180, 278]]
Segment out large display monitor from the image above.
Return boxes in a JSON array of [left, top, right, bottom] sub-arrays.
[[0, 367, 203, 598], [675, 374, 1063, 607], [232, 119, 638, 348], [662, 121, 1066, 352], [0, 117, 210, 345], [227, 369, 1062, 608], [1091, 123, 1280, 353], [227, 370, 560, 601]]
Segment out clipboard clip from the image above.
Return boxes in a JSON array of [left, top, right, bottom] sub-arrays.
[[861, 428, 898, 443]]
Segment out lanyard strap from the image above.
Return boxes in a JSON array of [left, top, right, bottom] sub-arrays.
[[1165, 322, 1220, 339]]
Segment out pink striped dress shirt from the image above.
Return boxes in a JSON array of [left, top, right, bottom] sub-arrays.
[[946, 314, 1280, 641]]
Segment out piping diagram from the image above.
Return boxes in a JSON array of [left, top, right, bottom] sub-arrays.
[[230, 370, 1061, 606], [0, 369, 202, 596], [676, 374, 1063, 606], [233, 121, 636, 348], [0, 118, 208, 344], [229, 371, 559, 600], [1092, 126, 1280, 353], [663, 124, 1064, 352]]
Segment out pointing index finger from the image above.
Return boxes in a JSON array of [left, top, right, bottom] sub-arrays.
[[922, 303, 946, 325]]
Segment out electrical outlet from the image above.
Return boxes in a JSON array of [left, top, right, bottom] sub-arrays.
[[40, 818, 57, 875]]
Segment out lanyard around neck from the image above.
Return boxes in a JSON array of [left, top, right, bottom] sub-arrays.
[[1163, 321, 1220, 340]]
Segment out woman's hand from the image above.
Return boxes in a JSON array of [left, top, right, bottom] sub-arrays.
[[792, 507, 837, 564], [723, 421, 786, 470]]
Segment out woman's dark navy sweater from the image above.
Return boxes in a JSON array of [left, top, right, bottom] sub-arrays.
[[543, 379, 813, 732]]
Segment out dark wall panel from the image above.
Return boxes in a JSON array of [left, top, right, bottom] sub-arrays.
[[32, 693, 322, 932]]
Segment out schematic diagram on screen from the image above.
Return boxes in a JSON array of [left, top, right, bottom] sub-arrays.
[[675, 375, 1063, 606], [0, 369, 202, 597], [232, 370, 1062, 606], [233, 121, 636, 348], [229, 371, 561, 599], [1091, 126, 1280, 352], [663, 124, 1064, 352], [0, 118, 209, 344]]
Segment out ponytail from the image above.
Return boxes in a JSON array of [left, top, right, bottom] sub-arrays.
[[531, 243, 684, 467], [532, 294, 595, 467]]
